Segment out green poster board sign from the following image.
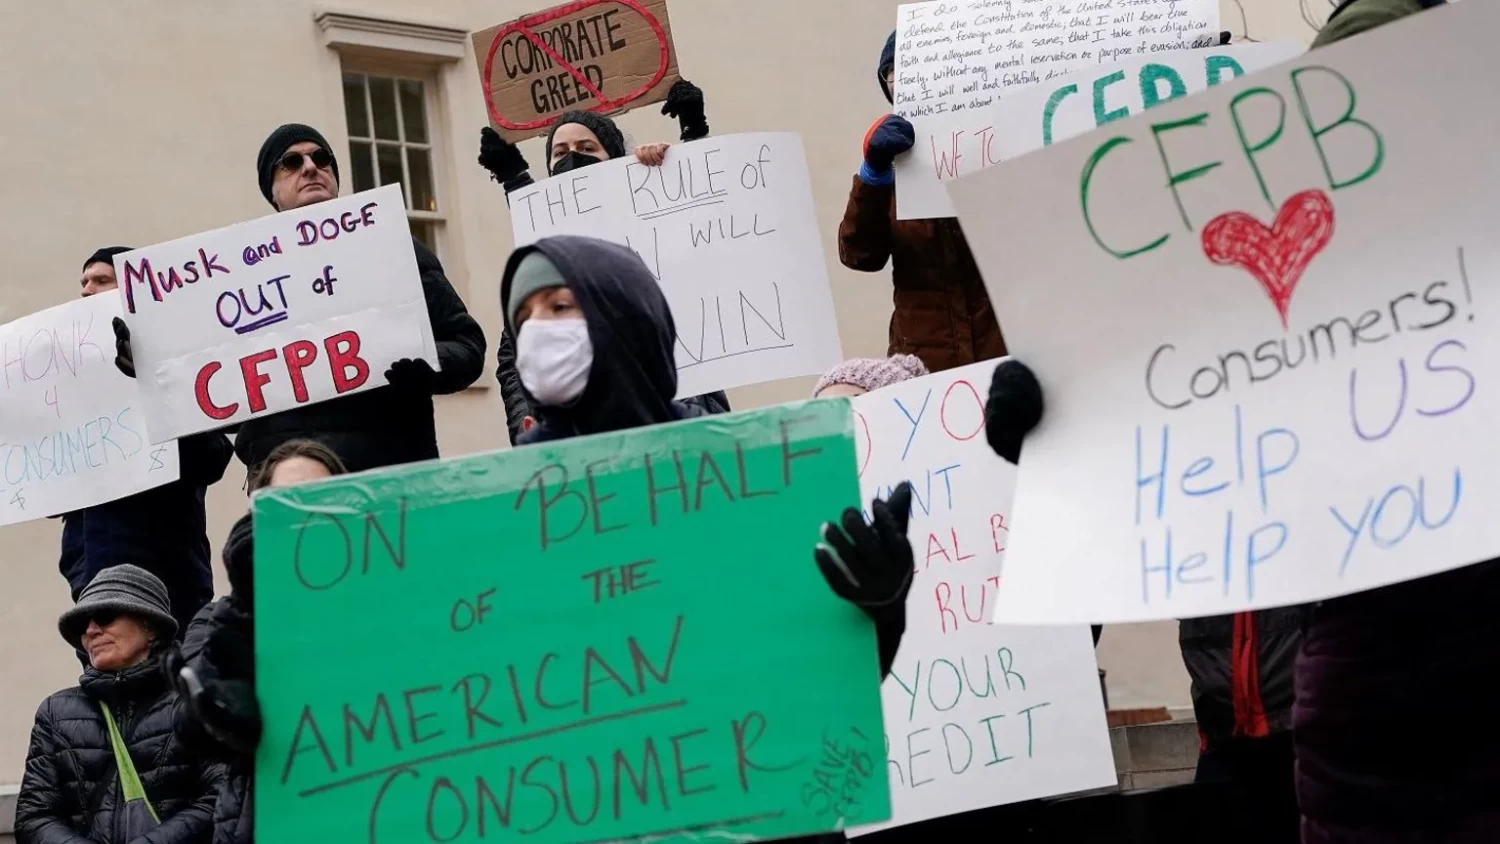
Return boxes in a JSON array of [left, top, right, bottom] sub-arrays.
[[253, 400, 891, 843]]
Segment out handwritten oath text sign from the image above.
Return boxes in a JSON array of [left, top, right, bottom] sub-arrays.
[[947, 1, 1500, 624], [115, 184, 438, 443], [897, 40, 1302, 219], [893, 0, 1218, 120], [253, 400, 889, 843], [510, 133, 844, 397], [473, 0, 682, 143], [0, 295, 180, 527], [842, 362, 1113, 834]]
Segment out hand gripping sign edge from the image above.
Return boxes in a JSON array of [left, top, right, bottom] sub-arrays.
[[481, 0, 672, 132]]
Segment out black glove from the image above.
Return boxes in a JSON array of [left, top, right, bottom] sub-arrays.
[[478, 127, 529, 184], [661, 79, 709, 142], [1219, 30, 1231, 45], [815, 482, 914, 624], [384, 358, 436, 396], [111, 317, 135, 378], [863, 114, 915, 173], [986, 359, 1044, 465], [169, 599, 261, 758]]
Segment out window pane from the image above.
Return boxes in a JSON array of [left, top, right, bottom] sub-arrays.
[[349, 142, 375, 193], [342, 74, 369, 138], [407, 148, 436, 212], [398, 79, 428, 144], [409, 219, 438, 256], [376, 144, 405, 201], [369, 76, 399, 141]]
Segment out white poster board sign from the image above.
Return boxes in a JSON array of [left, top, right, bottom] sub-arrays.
[[0, 295, 181, 526], [509, 133, 843, 397], [897, 41, 1303, 219], [844, 361, 1113, 834], [946, 2, 1499, 624], [116, 184, 438, 442]]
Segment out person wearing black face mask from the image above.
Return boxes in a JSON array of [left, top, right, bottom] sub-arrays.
[[477, 83, 732, 446]]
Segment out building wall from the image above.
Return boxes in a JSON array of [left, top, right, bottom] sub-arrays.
[[0, 0, 1331, 782]]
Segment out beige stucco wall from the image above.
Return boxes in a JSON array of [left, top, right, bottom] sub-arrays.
[[0, 0, 1331, 783]]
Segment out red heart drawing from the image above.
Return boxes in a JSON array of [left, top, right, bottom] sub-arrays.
[[480, 0, 672, 133], [1201, 189, 1336, 328]]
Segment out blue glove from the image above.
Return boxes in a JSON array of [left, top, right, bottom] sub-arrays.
[[863, 114, 915, 173]]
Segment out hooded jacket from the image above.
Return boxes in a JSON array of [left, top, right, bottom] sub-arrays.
[[837, 35, 1008, 373], [58, 431, 233, 640], [230, 237, 485, 473], [499, 237, 711, 444], [16, 656, 226, 844]]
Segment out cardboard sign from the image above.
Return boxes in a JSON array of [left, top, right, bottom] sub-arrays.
[[115, 184, 438, 443], [842, 362, 1114, 834], [510, 133, 844, 397], [474, 0, 681, 143], [945, 1, 1500, 624], [254, 400, 892, 843], [893, 0, 1219, 122], [896, 41, 1303, 219], [0, 295, 181, 526]]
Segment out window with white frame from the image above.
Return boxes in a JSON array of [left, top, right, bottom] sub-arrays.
[[341, 72, 441, 255]]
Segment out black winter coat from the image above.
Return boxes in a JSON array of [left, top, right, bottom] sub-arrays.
[[231, 237, 485, 473], [1179, 607, 1305, 747], [59, 431, 233, 639], [16, 657, 226, 844]]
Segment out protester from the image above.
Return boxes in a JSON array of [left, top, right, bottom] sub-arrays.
[[60, 247, 234, 643], [836, 32, 1007, 374], [985, 360, 1299, 840], [109, 124, 486, 473], [166, 439, 349, 844], [16, 565, 225, 844], [477, 82, 731, 445]]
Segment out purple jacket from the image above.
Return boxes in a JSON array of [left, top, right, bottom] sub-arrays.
[[1295, 558, 1500, 842]]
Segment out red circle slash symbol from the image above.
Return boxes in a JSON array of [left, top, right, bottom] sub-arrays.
[[481, 0, 672, 133]]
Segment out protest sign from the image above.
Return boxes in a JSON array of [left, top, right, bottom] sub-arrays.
[[115, 184, 438, 443], [893, 0, 1218, 121], [945, 1, 1500, 624], [510, 133, 843, 397], [841, 362, 1113, 834], [897, 41, 1303, 219], [0, 295, 180, 526], [254, 400, 891, 843], [473, 0, 681, 143]]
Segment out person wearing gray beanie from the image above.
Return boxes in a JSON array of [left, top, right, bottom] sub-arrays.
[[813, 354, 929, 398]]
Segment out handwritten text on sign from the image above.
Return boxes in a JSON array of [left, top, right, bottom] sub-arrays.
[[946, 1, 1500, 623], [510, 133, 843, 397], [843, 362, 1113, 834], [893, 0, 1218, 122], [253, 401, 889, 843], [0, 295, 180, 526], [116, 184, 438, 443], [896, 41, 1302, 219], [472, 0, 682, 143]]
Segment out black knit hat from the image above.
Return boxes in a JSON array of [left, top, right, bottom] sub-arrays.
[[59, 564, 178, 649], [879, 31, 897, 103], [545, 111, 627, 171], [256, 123, 340, 208], [83, 246, 133, 272]]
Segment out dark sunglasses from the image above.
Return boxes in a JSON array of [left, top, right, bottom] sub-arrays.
[[278, 149, 334, 173], [88, 609, 120, 628]]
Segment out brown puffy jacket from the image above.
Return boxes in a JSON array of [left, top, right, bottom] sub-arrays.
[[837, 175, 1007, 371]]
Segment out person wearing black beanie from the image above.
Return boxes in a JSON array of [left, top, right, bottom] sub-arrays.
[[476, 85, 732, 448], [54, 248, 235, 660], [109, 122, 488, 473]]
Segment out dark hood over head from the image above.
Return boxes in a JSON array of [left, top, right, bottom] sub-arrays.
[[879, 31, 896, 103], [502, 236, 699, 441]]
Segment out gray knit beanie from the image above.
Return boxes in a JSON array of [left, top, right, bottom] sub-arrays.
[[58, 564, 177, 648], [503, 250, 569, 334], [814, 354, 929, 396]]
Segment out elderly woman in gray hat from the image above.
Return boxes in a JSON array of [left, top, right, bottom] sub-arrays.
[[15, 565, 225, 844]]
